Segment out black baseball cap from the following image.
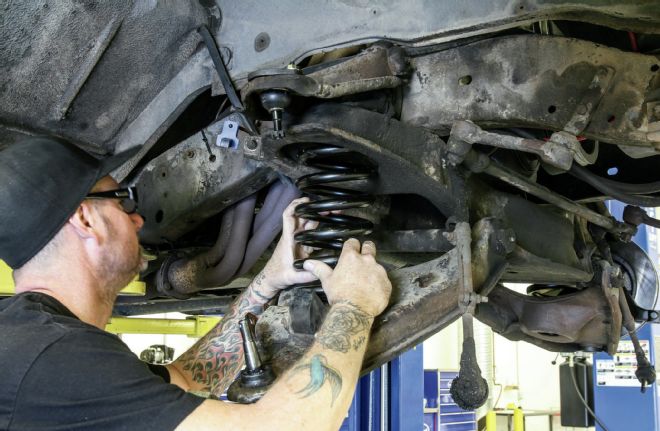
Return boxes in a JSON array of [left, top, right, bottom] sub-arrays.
[[0, 136, 139, 269]]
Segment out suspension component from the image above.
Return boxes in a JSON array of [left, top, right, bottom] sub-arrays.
[[226, 313, 276, 403], [290, 144, 377, 268], [260, 90, 291, 138]]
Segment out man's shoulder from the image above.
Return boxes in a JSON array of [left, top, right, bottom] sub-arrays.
[[0, 292, 121, 354], [1, 292, 88, 333], [2, 292, 68, 340]]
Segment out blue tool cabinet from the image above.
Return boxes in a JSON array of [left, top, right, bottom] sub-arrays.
[[423, 369, 477, 431], [438, 371, 477, 431]]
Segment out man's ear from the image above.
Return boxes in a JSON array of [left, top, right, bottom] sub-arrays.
[[68, 201, 104, 243]]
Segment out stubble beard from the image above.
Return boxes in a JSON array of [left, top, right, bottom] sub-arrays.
[[99, 219, 143, 303]]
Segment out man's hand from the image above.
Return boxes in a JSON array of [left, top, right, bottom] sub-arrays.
[[255, 197, 320, 299], [303, 238, 392, 318]]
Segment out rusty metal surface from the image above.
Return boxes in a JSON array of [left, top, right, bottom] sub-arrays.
[[470, 218, 515, 289], [371, 229, 454, 253], [563, 66, 615, 136], [475, 282, 620, 353], [504, 246, 593, 285], [468, 178, 592, 282], [255, 305, 316, 376], [598, 262, 623, 355], [3, 1, 659, 165], [242, 45, 405, 102], [133, 127, 275, 244], [402, 35, 660, 154]]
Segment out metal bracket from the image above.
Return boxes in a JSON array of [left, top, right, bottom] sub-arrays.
[[216, 120, 240, 149], [547, 131, 598, 167]]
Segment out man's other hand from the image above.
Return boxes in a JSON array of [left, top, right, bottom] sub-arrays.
[[303, 238, 392, 318], [256, 197, 320, 299]]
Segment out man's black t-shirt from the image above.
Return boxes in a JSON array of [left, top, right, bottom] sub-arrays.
[[0, 292, 204, 430]]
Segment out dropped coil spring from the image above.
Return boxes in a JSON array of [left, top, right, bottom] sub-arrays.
[[292, 144, 377, 269]]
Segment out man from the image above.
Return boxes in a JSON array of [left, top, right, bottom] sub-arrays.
[[0, 137, 392, 431]]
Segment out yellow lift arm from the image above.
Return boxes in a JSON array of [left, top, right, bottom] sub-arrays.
[[105, 316, 221, 337]]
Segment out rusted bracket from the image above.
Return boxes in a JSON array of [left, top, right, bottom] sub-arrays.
[[547, 131, 598, 168], [563, 66, 615, 136], [473, 260, 622, 353]]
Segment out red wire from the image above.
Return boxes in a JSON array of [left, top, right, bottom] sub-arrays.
[[628, 31, 639, 52], [542, 135, 587, 141]]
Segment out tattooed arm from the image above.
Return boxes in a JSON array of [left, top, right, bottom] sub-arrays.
[[175, 239, 392, 431], [166, 197, 319, 395], [282, 302, 374, 408], [166, 273, 270, 396]]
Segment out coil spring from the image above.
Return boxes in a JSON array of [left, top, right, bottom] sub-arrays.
[[291, 144, 377, 269]]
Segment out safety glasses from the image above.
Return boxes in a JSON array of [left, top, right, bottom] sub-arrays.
[[85, 187, 138, 214]]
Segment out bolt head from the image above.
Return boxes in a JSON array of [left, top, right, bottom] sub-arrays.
[[245, 138, 259, 151]]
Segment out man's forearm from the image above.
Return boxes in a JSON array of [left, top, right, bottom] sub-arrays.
[[169, 271, 273, 396], [175, 302, 375, 431], [254, 302, 374, 430]]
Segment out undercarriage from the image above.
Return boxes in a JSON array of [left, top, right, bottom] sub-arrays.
[[2, 0, 660, 399]]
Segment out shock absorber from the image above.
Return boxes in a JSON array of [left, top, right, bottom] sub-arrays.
[[290, 144, 377, 269]]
